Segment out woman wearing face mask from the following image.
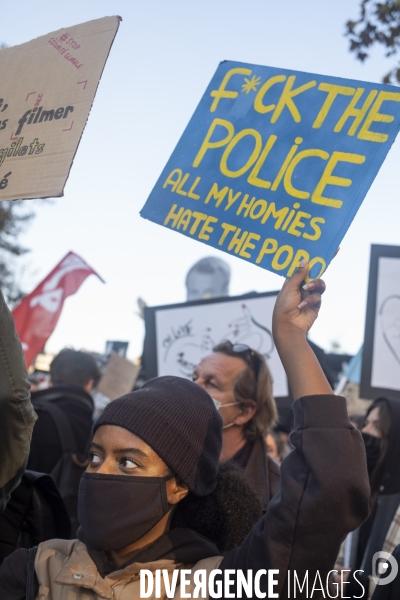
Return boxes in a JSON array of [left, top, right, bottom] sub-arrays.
[[335, 398, 400, 599], [0, 262, 370, 600]]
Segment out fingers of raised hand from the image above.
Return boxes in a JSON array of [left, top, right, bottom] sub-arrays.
[[297, 291, 323, 312], [280, 262, 326, 316], [302, 278, 326, 296], [285, 259, 309, 290]]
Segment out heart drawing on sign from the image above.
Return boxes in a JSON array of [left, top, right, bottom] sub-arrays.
[[379, 295, 400, 366]]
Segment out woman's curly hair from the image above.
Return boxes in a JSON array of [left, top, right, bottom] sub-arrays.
[[170, 462, 262, 554]]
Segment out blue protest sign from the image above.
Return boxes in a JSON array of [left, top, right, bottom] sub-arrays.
[[140, 61, 400, 279]]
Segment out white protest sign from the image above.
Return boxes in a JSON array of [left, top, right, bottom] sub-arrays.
[[144, 291, 289, 399], [0, 16, 120, 201], [361, 244, 400, 400]]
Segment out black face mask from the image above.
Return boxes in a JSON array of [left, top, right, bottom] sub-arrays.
[[361, 432, 382, 475], [77, 472, 172, 551]]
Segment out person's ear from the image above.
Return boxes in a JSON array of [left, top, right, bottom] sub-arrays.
[[234, 400, 257, 426], [83, 379, 95, 394], [166, 479, 189, 505]]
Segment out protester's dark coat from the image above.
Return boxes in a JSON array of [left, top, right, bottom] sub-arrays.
[[345, 397, 400, 598], [0, 290, 37, 512], [0, 394, 370, 600], [27, 384, 94, 474], [232, 436, 280, 511], [245, 437, 280, 509]]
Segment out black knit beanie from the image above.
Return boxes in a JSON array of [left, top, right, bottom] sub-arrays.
[[93, 376, 223, 496]]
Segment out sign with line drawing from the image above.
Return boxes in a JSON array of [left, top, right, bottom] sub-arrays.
[[361, 245, 400, 400], [141, 61, 400, 279], [0, 16, 120, 201], [143, 291, 289, 399]]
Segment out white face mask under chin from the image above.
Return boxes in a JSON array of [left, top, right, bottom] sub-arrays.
[[222, 422, 235, 430]]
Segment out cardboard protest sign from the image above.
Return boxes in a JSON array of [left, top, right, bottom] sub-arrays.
[[97, 353, 140, 401], [141, 62, 400, 279], [0, 16, 120, 201]]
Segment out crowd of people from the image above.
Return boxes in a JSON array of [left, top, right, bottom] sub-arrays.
[[0, 261, 399, 599]]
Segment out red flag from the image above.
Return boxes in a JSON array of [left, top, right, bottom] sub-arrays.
[[12, 251, 104, 367]]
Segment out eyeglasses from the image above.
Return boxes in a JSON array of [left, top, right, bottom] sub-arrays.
[[227, 342, 262, 383]]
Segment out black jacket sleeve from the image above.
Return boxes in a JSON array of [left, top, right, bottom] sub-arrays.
[[220, 394, 370, 599], [26, 409, 62, 473], [0, 548, 39, 600]]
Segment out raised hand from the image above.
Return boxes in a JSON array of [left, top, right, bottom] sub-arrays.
[[272, 260, 332, 400], [273, 260, 326, 339]]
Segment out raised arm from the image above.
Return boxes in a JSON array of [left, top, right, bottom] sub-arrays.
[[0, 289, 37, 510], [220, 262, 370, 598], [272, 259, 332, 399]]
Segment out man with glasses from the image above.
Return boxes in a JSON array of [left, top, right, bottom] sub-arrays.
[[192, 341, 280, 511]]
